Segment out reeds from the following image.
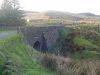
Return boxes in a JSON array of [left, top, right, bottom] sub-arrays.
[[41, 53, 100, 75]]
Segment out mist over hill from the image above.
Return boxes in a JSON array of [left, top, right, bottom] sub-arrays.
[[24, 10, 100, 21], [44, 11, 82, 21], [45, 11, 100, 20]]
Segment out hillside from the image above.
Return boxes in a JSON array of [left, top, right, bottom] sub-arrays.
[[0, 33, 57, 75], [49, 27, 100, 59], [45, 11, 100, 20], [23, 11, 100, 26], [45, 11, 82, 21], [24, 11, 100, 21]]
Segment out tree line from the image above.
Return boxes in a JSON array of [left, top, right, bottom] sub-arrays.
[[0, 0, 26, 26]]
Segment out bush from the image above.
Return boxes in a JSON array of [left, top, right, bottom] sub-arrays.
[[41, 53, 100, 75], [41, 54, 58, 70], [70, 50, 100, 59], [49, 27, 100, 57]]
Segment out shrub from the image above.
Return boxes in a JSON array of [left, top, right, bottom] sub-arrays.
[[41, 53, 100, 75], [41, 54, 58, 70]]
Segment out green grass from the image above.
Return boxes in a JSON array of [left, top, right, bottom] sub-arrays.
[[71, 50, 100, 59], [0, 34, 57, 75], [72, 36, 100, 59], [73, 36, 99, 49]]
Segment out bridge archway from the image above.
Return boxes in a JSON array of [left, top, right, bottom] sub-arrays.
[[33, 41, 40, 50]]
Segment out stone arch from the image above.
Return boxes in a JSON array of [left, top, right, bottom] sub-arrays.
[[33, 41, 40, 50]]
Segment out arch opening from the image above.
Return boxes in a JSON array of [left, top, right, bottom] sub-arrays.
[[33, 41, 40, 50]]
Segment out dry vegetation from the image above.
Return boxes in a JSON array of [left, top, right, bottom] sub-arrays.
[[41, 53, 100, 75], [41, 24, 100, 75]]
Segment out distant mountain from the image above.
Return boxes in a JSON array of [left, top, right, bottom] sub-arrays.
[[44, 11, 100, 20], [24, 11, 100, 21], [77, 12, 100, 19], [44, 11, 83, 21], [24, 11, 39, 14], [24, 11, 39, 16], [78, 12, 96, 16]]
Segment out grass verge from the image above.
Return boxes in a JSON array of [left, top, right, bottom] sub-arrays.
[[0, 33, 57, 75]]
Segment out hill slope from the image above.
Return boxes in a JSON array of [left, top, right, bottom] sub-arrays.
[[0, 33, 57, 75]]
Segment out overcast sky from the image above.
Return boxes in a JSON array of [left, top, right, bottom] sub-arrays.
[[0, 0, 100, 15]]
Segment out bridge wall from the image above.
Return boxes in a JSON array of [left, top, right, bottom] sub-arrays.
[[21, 26, 65, 49]]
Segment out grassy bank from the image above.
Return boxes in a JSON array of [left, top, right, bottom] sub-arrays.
[[0, 34, 57, 75]]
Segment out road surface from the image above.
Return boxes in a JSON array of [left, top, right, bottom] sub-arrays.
[[0, 31, 17, 38]]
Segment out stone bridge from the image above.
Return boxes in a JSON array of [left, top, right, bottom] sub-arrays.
[[21, 25, 65, 52]]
